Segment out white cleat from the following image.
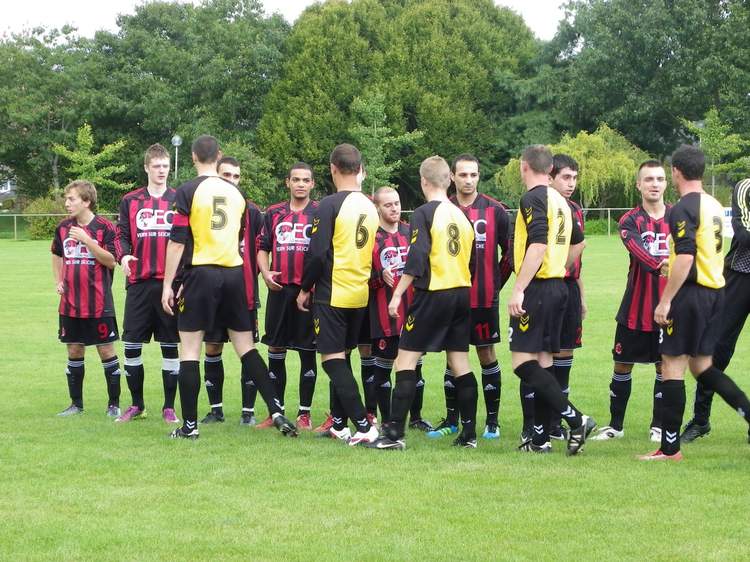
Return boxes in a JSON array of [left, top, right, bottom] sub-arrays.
[[590, 426, 624, 441], [349, 425, 379, 446], [649, 426, 662, 443]]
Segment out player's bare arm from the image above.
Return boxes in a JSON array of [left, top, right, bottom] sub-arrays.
[[52, 254, 64, 294], [387, 273, 415, 318], [257, 249, 283, 291], [654, 254, 694, 325], [566, 240, 585, 270], [161, 240, 185, 316], [508, 243, 546, 317]]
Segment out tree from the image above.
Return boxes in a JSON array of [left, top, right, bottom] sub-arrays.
[[52, 123, 129, 209], [348, 91, 423, 194]]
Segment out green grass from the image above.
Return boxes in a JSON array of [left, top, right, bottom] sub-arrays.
[[2, 237, 749, 561]]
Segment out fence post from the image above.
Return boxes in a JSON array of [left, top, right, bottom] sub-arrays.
[[14, 215, 17, 240], [607, 209, 611, 236]]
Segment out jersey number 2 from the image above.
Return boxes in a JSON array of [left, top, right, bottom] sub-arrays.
[[211, 197, 227, 230]]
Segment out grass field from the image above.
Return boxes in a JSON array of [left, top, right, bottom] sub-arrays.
[[2, 236, 749, 561]]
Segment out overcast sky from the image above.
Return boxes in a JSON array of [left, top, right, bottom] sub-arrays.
[[1, 0, 566, 41]]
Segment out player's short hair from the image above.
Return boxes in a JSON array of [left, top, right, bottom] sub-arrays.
[[144, 143, 170, 166], [521, 145, 553, 174], [451, 153, 479, 173], [374, 186, 398, 204], [287, 161, 314, 179], [216, 156, 240, 171], [191, 135, 220, 164], [551, 153, 578, 178], [330, 144, 362, 175], [65, 180, 98, 212], [638, 159, 663, 172], [671, 145, 705, 181], [420, 156, 451, 190]]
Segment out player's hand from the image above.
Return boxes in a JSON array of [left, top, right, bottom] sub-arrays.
[[175, 284, 184, 300], [659, 259, 669, 277], [297, 289, 310, 312], [262, 270, 283, 291], [161, 286, 175, 316], [56, 281, 65, 295], [508, 289, 526, 318], [388, 294, 401, 318], [382, 266, 395, 288], [68, 226, 92, 244], [654, 300, 670, 326], [581, 299, 588, 320], [121, 255, 138, 277]]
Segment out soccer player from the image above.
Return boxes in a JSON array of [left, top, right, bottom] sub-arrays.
[[161, 135, 296, 439], [296, 143, 379, 446], [509, 145, 594, 455], [367, 156, 475, 450], [640, 145, 750, 461], [681, 177, 750, 443], [368, 186, 432, 431], [591, 160, 669, 441], [428, 154, 509, 441], [115, 144, 180, 424], [547, 154, 586, 441], [199, 157, 262, 426], [254, 162, 319, 430], [52, 180, 122, 417]]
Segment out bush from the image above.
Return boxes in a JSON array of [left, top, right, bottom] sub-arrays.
[[24, 196, 66, 240], [584, 218, 619, 235]]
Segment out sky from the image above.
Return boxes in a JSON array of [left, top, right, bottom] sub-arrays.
[[1, 0, 566, 41]]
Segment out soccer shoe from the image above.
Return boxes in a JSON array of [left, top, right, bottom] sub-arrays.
[[364, 436, 406, 450], [115, 406, 146, 423], [255, 415, 275, 429], [566, 415, 596, 456], [162, 408, 180, 424], [317, 426, 352, 442], [200, 411, 225, 424], [452, 434, 478, 449], [426, 418, 458, 439], [482, 423, 500, 440], [549, 425, 568, 441], [590, 426, 624, 441], [313, 413, 334, 433], [349, 426, 379, 446], [519, 426, 533, 443], [518, 440, 552, 453], [272, 414, 299, 437], [296, 412, 313, 430], [107, 405, 121, 418], [169, 427, 199, 440], [649, 426, 662, 443], [57, 404, 84, 417], [637, 449, 683, 462], [366, 413, 379, 428], [409, 418, 434, 432], [239, 412, 257, 426], [680, 419, 711, 443]]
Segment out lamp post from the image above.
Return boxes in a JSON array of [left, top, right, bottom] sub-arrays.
[[171, 135, 183, 182]]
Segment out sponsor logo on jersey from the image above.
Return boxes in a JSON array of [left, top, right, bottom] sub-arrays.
[[63, 237, 93, 259], [472, 218, 487, 243], [136, 207, 174, 231], [676, 220, 686, 238], [380, 245, 408, 271], [641, 231, 670, 257], [275, 221, 312, 245]]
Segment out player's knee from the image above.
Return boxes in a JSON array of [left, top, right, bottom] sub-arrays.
[[613, 362, 632, 375], [513, 360, 540, 380], [205, 343, 223, 356], [160, 343, 178, 359], [123, 342, 143, 366]]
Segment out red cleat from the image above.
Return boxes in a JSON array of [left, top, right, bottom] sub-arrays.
[[313, 413, 333, 433], [637, 449, 683, 462], [296, 412, 312, 430], [255, 415, 275, 429]]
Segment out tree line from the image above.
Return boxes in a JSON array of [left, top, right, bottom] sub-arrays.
[[1, 0, 749, 212]]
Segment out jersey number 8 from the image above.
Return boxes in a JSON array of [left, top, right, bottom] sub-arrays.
[[447, 223, 460, 256]]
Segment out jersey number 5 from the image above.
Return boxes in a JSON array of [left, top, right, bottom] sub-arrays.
[[211, 197, 227, 230]]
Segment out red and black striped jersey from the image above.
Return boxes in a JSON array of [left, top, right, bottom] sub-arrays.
[[615, 206, 671, 332], [117, 186, 177, 285], [369, 223, 414, 338], [51, 216, 117, 318], [450, 193, 511, 308], [242, 202, 263, 311], [258, 200, 318, 286], [565, 200, 584, 280]]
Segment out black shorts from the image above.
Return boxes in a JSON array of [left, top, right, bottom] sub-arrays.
[[612, 323, 660, 364], [314, 303, 367, 355], [204, 310, 259, 344], [123, 279, 178, 343], [372, 336, 399, 360], [177, 265, 251, 333], [509, 278, 568, 353], [358, 308, 371, 346], [59, 315, 119, 346], [560, 278, 583, 350], [261, 285, 315, 350], [660, 284, 724, 357], [470, 306, 501, 346], [399, 288, 471, 353]]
